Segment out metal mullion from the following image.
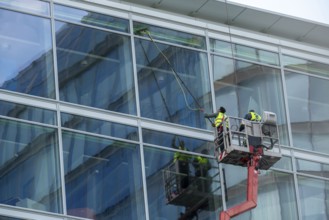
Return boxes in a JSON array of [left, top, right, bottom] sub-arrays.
[[137, 119, 149, 220], [50, 1, 67, 216], [130, 12, 150, 220], [279, 47, 294, 148], [291, 150, 303, 220], [205, 30, 217, 114], [56, 104, 67, 216]]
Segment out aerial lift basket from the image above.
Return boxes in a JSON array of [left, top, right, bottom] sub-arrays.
[[215, 111, 281, 170]]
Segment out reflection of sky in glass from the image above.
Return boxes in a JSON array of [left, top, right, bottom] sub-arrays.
[[0, 0, 49, 16], [0, 9, 51, 86], [54, 4, 129, 32]]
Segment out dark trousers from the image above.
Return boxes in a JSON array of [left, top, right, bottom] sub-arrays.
[[178, 161, 189, 189], [216, 127, 230, 152]]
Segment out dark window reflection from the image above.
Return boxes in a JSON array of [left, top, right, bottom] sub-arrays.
[[0, 9, 55, 98], [62, 131, 144, 220], [212, 55, 289, 145], [0, 118, 62, 213], [61, 112, 138, 141], [143, 146, 221, 220], [285, 71, 329, 153], [56, 21, 136, 115], [0, 100, 56, 125], [136, 38, 212, 129]]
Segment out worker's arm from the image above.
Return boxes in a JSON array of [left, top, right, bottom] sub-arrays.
[[204, 112, 218, 118]]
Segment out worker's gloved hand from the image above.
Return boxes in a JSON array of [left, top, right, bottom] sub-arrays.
[[212, 123, 216, 127], [204, 113, 209, 118]]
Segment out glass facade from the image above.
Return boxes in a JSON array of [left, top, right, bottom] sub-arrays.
[[0, 1, 329, 220]]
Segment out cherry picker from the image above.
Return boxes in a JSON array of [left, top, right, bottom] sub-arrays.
[[163, 111, 281, 220], [216, 111, 281, 220]]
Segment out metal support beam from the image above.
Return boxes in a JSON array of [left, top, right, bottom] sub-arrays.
[[219, 155, 260, 220]]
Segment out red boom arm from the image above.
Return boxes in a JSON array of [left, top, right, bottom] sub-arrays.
[[220, 155, 260, 220]]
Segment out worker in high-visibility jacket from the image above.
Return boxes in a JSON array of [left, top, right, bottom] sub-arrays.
[[204, 106, 229, 154], [173, 139, 191, 190], [239, 109, 262, 131], [239, 109, 262, 147], [193, 149, 211, 193]]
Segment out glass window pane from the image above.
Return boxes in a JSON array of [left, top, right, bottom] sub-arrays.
[[228, 170, 298, 220], [212, 55, 289, 145], [272, 155, 292, 171], [134, 22, 206, 49], [0, 100, 56, 125], [62, 131, 145, 220], [54, 4, 129, 33], [144, 146, 221, 220], [0, 9, 55, 98], [210, 39, 232, 56], [0, 118, 62, 213], [285, 71, 329, 153], [61, 112, 138, 141], [56, 21, 136, 115], [136, 38, 212, 129], [210, 39, 279, 66], [0, 0, 50, 16], [235, 44, 279, 66], [142, 128, 213, 154], [283, 55, 329, 78], [298, 176, 329, 220], [296, 158, 329, 178]]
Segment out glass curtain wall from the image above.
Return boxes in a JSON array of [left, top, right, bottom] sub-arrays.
[[62, 130, 145, 220], [142, 130, 221, 220], [210, 39, 289, 145], [285, 70, 329, 154], [0, 118, 62, 213], [134, 22, 212, 129], [55, 5, 136, 115], [2, 1, 329, 220]]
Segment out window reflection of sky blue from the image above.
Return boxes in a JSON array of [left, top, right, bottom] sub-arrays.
[[0, 8, 53, 97], [0, 0, 49, 16]]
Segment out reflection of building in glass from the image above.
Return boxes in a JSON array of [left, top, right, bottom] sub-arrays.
[[0, 1, 328, 220]]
